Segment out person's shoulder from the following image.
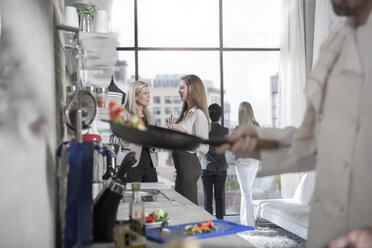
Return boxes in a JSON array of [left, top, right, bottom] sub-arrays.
[[195, 108, 207, 118]]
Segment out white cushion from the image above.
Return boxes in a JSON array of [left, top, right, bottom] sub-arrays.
[[293, 171, 316, 205], [255, 198, 310, 228]]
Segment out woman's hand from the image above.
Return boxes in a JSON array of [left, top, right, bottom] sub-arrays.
[[168, 124, 188, 134]]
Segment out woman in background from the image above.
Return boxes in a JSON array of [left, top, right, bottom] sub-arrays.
[[201, 103, 228, 219], [111, 81, 158, 182], [235, 102, 260, 226], [167, 74, 209, 205]]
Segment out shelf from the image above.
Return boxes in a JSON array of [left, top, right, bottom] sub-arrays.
[[79, 32, 118, 71]]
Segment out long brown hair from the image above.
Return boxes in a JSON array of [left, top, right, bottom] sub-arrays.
[[124, 81, 151, 123], [238, 101, 259, 127], [176, 74, 210, 129]]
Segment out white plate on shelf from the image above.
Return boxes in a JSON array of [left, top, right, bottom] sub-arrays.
[[145, 218, 171, 227]]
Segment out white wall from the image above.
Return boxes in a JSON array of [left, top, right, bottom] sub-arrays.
[[0, 0, 56, 247]]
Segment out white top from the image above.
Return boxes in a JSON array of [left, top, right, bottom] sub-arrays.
[[256, 14, 372, 248], [178, 106, 209, 154]]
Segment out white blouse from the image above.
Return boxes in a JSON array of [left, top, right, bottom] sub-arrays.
[[178, 106, 209, 154]]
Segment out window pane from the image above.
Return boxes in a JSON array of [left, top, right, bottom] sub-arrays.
[[165, 96, 173, 104], [223, 51, 281, 215], [223, 0, 281, 48], [165, 107, 173, 115], [174, 96, 181, 104], [111, 0, 134, 47], [224, 51, 280, 128], [113, 51, 136, 93], [139, 51, 220, 193], [153, 96, 161, 104], [138, 0, 219, 47], [153, 107, 161, 115]]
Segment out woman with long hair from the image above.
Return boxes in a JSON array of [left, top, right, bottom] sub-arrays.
[[112, 81, 158, 182], [167, 74, 210, 204], [235, 101, 260, 226]]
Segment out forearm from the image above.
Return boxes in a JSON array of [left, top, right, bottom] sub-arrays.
[[256, 127, 316, 176]]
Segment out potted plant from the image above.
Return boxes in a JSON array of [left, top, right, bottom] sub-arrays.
[[77, 3, 97, 32]]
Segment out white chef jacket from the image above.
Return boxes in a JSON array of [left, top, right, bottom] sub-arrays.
[[178, 106, 209, 154], [256, 14, 372, 248]]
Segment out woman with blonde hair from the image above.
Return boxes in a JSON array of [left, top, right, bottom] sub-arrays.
[[167, 74, 209, 204], [235, 101, 260, 226], [112, 81, 158, 182]]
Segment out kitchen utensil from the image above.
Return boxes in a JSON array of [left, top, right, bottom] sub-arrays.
[[65, 90, 97, 130], [110, 122, 279, 151], [146, 219, 254, 243], [159, 220, 172, 239], [116, 151, 137, 183], [93, 152, 137, 242]]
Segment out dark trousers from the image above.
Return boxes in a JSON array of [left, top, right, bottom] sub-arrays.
[[126, 167, 158, 183], [201, 169, 227, 219], [172, 151, 201, 205]]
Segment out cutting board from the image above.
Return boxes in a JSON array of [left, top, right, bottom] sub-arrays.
[[146, 219, 254, 243]]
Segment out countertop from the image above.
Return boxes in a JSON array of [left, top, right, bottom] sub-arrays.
[[93, 182, 255, 248]]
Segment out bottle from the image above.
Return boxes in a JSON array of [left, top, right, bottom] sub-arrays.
[[129, 183, 146, 248]]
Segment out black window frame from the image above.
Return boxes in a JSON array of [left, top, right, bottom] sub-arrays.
[[115, 0, 280, 126]]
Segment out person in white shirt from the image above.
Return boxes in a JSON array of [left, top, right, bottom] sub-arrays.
[[234, 102, 260, 226], [217, 0, 372, 247], [167, 74, 210, 205]]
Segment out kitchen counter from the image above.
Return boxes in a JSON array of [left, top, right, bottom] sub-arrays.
[[93, 182, 255, 248]]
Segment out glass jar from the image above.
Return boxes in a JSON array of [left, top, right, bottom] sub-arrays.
[[96, 87, 108, 108], [80, 13, 93, 32]]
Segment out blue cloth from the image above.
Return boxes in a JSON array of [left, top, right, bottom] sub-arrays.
[[64, 142, 94, 248]]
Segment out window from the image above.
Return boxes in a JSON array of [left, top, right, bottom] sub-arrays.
[[156, 118, 162, 126], [153, 96, 161, 104], [153, 107, 161, 115], [165, 107, 173, 115], [174, 107, 182, 115], [174, 96, 181, 104], [164, 96, 173, 104], [111, 0, 281, 216]]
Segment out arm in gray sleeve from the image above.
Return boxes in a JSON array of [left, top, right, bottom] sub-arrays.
[[256, 127, 316, 177]]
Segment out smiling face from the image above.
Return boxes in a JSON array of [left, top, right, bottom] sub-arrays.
[[135, 86, 150, 107], [178, 80, 189, 103], [331, 0, 369, 16]]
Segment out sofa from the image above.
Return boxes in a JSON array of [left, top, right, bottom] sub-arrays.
[[253, 171, 316, 239]]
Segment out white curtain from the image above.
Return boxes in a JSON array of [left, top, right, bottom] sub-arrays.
[[279, 0, 307, 197], [279, 0, 307, 129]]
